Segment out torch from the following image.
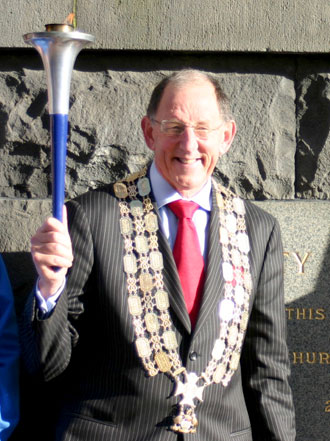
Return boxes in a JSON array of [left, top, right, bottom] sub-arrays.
[[23, 23, 94, 221]]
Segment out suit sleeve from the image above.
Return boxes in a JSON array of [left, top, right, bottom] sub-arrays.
[[240, 213, 296, 441], [20, 199, 94, 382]]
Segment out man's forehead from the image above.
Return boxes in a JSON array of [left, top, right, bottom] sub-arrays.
[[162, 79, 215, 96], [157, 80, 221, 117]]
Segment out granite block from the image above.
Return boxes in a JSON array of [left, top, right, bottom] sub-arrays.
[[255, 200, 330, 441]]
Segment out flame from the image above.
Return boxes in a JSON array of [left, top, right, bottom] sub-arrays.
[[64, 13, 75, 26]]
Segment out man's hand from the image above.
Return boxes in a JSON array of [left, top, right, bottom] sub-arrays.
[[31, 206, 73, 299]]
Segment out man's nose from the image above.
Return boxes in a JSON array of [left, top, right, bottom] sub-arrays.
[[179, 127, 199, 152]]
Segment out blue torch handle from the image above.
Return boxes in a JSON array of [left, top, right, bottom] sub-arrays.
[[50, 114, 68, 222]]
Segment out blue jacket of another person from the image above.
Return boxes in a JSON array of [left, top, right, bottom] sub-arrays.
[[0, 255, 19, 440]]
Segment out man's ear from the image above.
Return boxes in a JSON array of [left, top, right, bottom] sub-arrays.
[[141, 116, 156, 151], [219, 120, 236, 157]]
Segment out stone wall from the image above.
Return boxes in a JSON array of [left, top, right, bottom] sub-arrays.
[[1, 52, 330, 292], [3, 0, 330, 52], [1, 1, 330, 440]]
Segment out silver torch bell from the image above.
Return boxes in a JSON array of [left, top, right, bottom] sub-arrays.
[[23, 24, 95, 221]]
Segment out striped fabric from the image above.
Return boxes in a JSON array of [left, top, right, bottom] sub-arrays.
[[20, 180, 296, 441]]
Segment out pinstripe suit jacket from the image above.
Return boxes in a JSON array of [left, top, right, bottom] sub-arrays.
[[20, 178, 295, 441]]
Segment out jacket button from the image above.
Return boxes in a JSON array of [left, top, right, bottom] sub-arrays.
[[189, 351, 198, 361]]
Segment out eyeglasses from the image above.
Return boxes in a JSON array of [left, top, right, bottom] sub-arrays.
[[151, 119, 222, 140]]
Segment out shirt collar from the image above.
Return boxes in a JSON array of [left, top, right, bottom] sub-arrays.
[[149, 161, 212, 212]]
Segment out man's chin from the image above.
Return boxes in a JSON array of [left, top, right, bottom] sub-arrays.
[[173, 177, 207, 198]]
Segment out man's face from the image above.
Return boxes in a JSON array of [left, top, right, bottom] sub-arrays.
[[142, 80, 236, 198]]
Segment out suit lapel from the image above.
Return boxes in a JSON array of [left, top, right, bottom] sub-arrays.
[[193, 186, 225, 336]]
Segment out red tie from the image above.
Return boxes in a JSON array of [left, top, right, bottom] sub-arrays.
[[168, 200, 205, 328]]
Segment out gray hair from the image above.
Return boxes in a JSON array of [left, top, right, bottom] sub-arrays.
[[146, 69, 233, 121]]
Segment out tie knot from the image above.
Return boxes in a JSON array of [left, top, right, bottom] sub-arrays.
[[168, 200, 199, 220]]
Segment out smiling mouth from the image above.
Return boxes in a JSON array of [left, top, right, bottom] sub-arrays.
[[176, 158, 201, 164]]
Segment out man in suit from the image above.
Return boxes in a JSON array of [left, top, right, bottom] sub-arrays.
[[21, 70, 295, 440]]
